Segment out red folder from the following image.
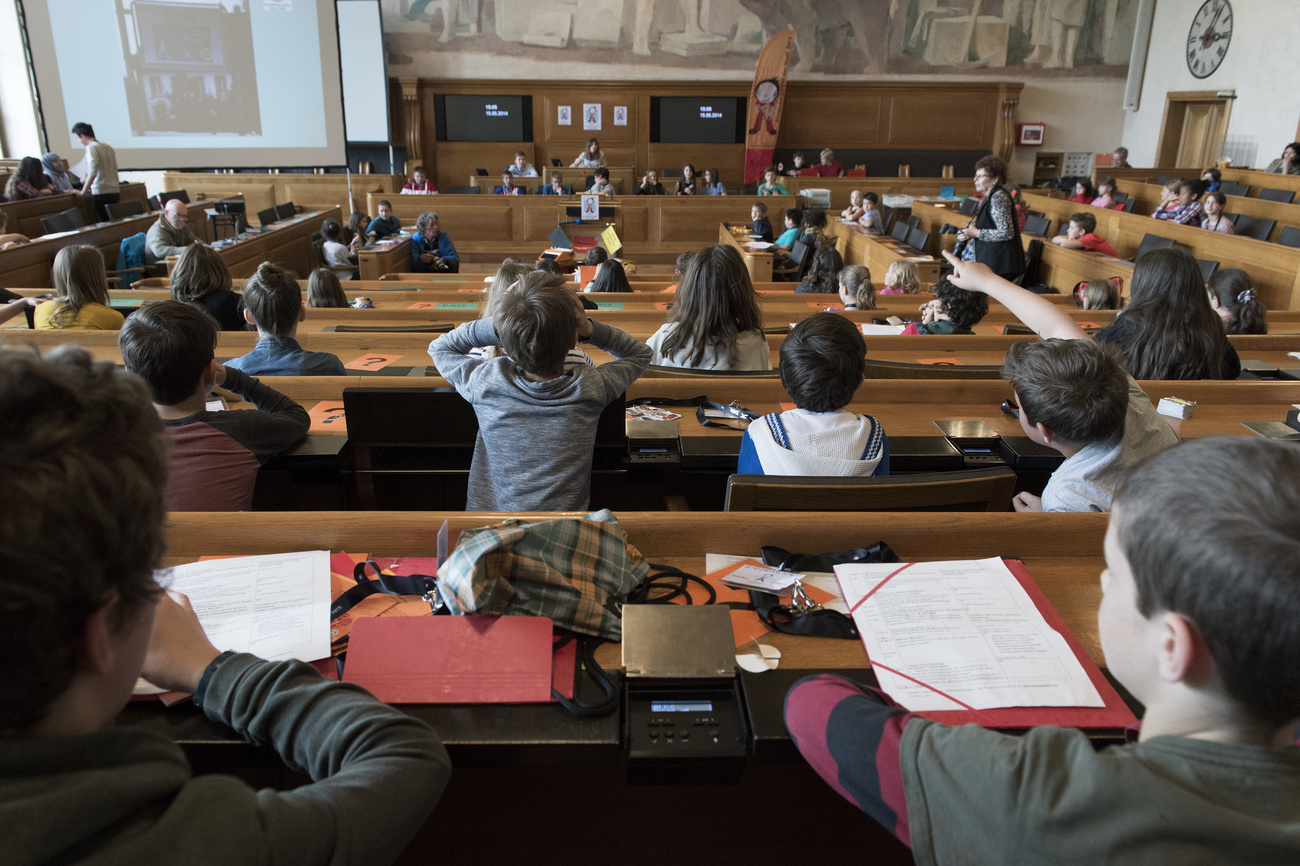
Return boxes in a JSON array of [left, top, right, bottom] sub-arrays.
[[343, 616, 558, 704]]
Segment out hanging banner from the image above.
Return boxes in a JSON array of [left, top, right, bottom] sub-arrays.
[[743, 29, 796, 185]]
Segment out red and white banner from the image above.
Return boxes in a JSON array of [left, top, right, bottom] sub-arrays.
[[743, 29, 796, 185]]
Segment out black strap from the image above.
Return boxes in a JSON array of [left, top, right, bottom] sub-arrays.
[[330, 560, 441, 621], [626, 396, 760, 429], [760, 542, 901, 574], [551, 632, 619, 717]]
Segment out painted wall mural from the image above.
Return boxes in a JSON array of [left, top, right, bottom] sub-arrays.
[[381, 0, 1139, 79]]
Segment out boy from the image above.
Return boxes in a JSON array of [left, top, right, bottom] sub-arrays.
[[507, 151, 538, 177], [751, 202, 773, 242], [1052, 212, 1119, 257], [859, 192, 884, 233], [738, 313, 887, 476], [0, 345, 449, 864], [320, 218, 357, 280], [493, 171, 523, 195], [428, 272, 651, 510], [786, 435, 1300, 863], [904, 277, 988, 335], [401, 165, 438, 194], [119, 300, 310, 510], [774, 208, 803, 249], [535, 171, 573, 195], [941, 251, 1177, 511], [366, 200, 401, 240], [226, 261, 347, 375]]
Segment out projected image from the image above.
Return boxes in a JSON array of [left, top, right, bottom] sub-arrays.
[[120, 1, 261, 136]]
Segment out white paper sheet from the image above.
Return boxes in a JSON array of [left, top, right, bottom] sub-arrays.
[[161, 550, 332, 663], [861, 324, 907, 335], [835, 557, 1104, 711]]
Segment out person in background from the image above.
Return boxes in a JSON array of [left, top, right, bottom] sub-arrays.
[[1201, 167, 1221, 193], [751, 202, 773, 242], [344, 211, 369, 250], [838, 264, 876, 311], [4, 156, 54, 200], [1149, 179, 1181, 217], [0, 211, 30, 251], [1152, 181, 1203, 226], [958, 155, 1024, 281], [401, 165, 438, 194], [571, 138, 607, 168], [145, 198, 199, 266], [758, 167, 788, 196], [675, 164, 699, 196], [1200, 191, 1234, 234], [507, 151, 538, 177], [475, 260, 593, 371], [1006, 183, 1028, 228], [40, 152, 78, 193], [905, 278, 988, 335], [1207, 269, 1267, 335], [841, 189, 866, 222], [664, 250, 694, 293], [366, 200, 401, 240], [880, 259, 921, 295], [35, 245, 123, 330], [858, 192, 884, 233], [586, 258, 632, 293], [410, 211, 459, 273], [796, 245, 843, 294], [1091, 177, 1120, 209], [774, 208, 803, 249], [702, 167, 726, 195], [1068, 179, 1094, 205], [800, 208, 830, 247], [72, 122, 120, 218], [536, 171, 573, 195], [814, 147, 845, 177], [1111, 146, 1129, 168], [1052, 212, 1118, 257], [783, 152, 807, 176], [1080, 278, 1120, 311], [226, 261, 347, 376], [588, 168, 615, 196], [1265, 142, 1300, 175], [307, 268, 350, 309], [493, 172, 523, 195], [320, 218, 357, 280], [170, 243, 244, 331], [633, 169, 667, 195]]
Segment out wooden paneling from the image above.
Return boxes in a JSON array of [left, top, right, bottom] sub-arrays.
[[0, 184, 147, 240], [887, 93, 992, 148], [781, 93, 884, 147], [161, 173, 402, 219]]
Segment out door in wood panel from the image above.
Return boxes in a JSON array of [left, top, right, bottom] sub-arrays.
[[1154, 92, 1232, 169]]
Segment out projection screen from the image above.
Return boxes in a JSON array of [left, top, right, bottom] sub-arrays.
[[20, 0, 348, 170]]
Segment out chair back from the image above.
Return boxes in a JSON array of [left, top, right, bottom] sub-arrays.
[[275, 202, 297, 220], [1134, 232, 1177, 262], [1196, 258, 1220, 282], [724, 467, 1017, 512], [257, 206, 279, 226], [59, 207, 86, 229], [40, 213, 74, 234], [159, 189, 189, 205], [906, 227, 930, 252], [958, 196, 979, 216], [1023, 214, 1051, 236], [1259, 188, 1295, 204], [105, 199, 145, 220], [1231, 214, 1275, 241], [1218, 180, 1249, 196], [448, 186, 481, 194], [890, 220, 910, 243], [1277, 225, 1300, 248]]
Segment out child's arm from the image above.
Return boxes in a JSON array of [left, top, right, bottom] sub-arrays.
[[1051, 236, 1085, 249], [785, 674, 918, 846], [0, 297, 36, 326], [213, 366, 310, 456], [942, 251, 1087, 341], [585, 318, 652, 398], [427, 318, 497, 389]]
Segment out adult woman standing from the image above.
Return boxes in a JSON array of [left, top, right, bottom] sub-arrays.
[[958, 155, 1023, 280]]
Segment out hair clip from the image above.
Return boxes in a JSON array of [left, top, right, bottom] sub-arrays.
[[1237, 289, 1255, 303]]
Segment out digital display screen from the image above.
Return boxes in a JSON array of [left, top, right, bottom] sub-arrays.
[[650, 96, 746, 143], [436, 94, 532, 142], [651, 701, 713, 713]]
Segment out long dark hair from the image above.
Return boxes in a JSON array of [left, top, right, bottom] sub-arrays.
[[803, 245, 843, 294], [1207, 269, 1267, 335], [661, 244, 763, 368], [588, 259, 631, 293], [1117, 247, 1235, 379]]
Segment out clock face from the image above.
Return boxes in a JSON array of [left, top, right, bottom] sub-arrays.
[[1187, 0, 1232, 79]]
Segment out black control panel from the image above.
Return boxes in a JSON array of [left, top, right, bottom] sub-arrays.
[[625, 683, 746, 784]]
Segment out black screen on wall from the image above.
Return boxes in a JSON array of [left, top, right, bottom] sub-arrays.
[[435, 95, 532, 142], [650, 97, 746, 143]]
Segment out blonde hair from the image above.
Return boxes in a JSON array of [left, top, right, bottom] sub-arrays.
[[481, 260, 536, 320], [170, 243, 232, 302], [839, 265, 876, 310], [307, 269, 349, 308], [49, 245, 110, 327], [820, 148, 835, 162], [884, 259, 921, 294], [1082, 279, 1119, 311]]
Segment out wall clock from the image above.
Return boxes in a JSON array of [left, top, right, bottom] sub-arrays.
[[1187, 0, 1232, 79]]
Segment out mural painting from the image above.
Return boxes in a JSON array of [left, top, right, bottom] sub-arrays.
[[381, 0, 1138, 79]]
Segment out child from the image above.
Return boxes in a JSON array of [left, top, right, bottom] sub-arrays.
[[841, 189, 866, 222], [493, 172, 523, 195], [1080, 278, 1120, 310], [307, 267, 349, 308], [797, 245, 843, 294], [738, 314, 887, 476], [1207, 268, 1267, 334], [588, 167, 615, 196], [170, 243, 244, 330], [702, 167, 726, 196], [815, 147, 844, 177], [774, 209, 803, 249], [758, 168, 788, 196], [586, 258, 632, 293], [838, 264, 876, 310], [784, 152, 807, 176], [428, 272, 650, 510], [571, 138, 605, 168], [786, 435, 1300, 862], [944, 251, 1177, 511], [365, 200, 401, 239], [880, 259, 921, 294], [858, 192, 884, 233], [1067, 179, 1094, 204], [401, 165, 438, 194], [800, 208, 830, 246], [1153, 181, 1203, 225], [1201, 166, 1221, 192], [320, 218, 357, 280], [507, 151, 538, 177], [647, 244, 770, 370], [0, 345, 448, 860], [1201, 191, 1234, 234], [751, 202, 773, 242], [34, 245, 124, 330], [903, 277, 988, 335], [226, 262, 346, 375], [118, 299, 311, 511], [633, 169, 667, 196], [536, 171, 573, 195], [1052, 212, 1119, 257], [664, 250, 694, 293], [475, 261, 593, 371], [1091, 176, 1120, 209]]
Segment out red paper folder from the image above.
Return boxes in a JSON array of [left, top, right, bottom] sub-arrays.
[[343, 616, 556, 704]]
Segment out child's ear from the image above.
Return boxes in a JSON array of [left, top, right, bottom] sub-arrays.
[[243, 308, 256, 326], [1158, 612, 1209, 686], [297, 306, 307, 323]]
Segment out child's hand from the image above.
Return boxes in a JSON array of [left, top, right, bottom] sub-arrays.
[[572, 293, 594, 340], [142, 590, 223, 694], [1012, 492, 1043, 512], [941, 250, 997, 293], [212, 362, 227, 386], [920, 299, 942, 324]]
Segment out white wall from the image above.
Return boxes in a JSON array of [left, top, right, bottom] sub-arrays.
[[1009, 78, 1129, 186], [1121, 0, 1300, 169]]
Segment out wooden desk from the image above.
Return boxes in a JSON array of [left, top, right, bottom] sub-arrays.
[[0, 213, 157, 288], [162, 172, 399, 219], [718, 223, 773, 281], [357, 237, 412, 281], [467, 166, 637, 194], [207, 207, 341, 278], [1116, 181, 1300, 244], [0, 183, 148, 240], [828, 219, 943, 285]]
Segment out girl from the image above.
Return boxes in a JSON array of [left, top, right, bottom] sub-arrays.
[[757, 168, 788, 196], [1091, 177, 1119, 209], [345, 211, 370, 250], [841, 189, 866, 222], [1067, 180, 1094, 205], [800, 208, 830, 247], [838, 264, 876, 310], [1200, 191, 1234, 234], [571, 138, 606, 168], [41, 152, 78, 192], [586, 258, 632, 293], [171, 243, 245, 329], [880, 259, 921, 294], [5, 156, 55, 200], [1006, 183, 1027, 228], [675, 164, 698, 195], [1094, 247, 1240, 379], [35, 245, 123, 330], [306, 268, 349, 308], [320, 218, 357, 280], [701, 167, 726, 196], [1153, 181, 1204, 225], [1207, 269, 1267, 334], [646, 244, 769, 370], [796, 245, 843, 294], [1150, 179, 1182, 219], [1080, 278, 1119, 310]]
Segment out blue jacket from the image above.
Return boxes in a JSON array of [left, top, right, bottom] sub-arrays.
[[535, 184, 573, 195], [225, 336, 346, 376], [410, 230, 460, 273], [365, 215, 401, 239]]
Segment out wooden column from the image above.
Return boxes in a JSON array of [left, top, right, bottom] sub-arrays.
[[400, 77, 422, 172]]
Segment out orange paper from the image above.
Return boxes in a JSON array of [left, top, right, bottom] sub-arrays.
[[345, 353, 404, 371], [917, 357, 964, 366], [807, 301, 838, 309], [408, 302, 436, 309], [307, 401, 347, 432]]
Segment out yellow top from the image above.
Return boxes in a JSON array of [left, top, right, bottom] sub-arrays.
[[34, 300, 125, 330]]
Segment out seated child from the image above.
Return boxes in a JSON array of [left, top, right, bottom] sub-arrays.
[[473, 260, 593, 371], [796, 245, 843, 294], [307, 267, 349, 308], [1208, 268, 1267, 335], [365, 200, 401, 240], [493, 172, 523, 195], [738, 314, 887, 477], [401, 165, 438, 194], [1067, 179, 1094, 204], [118, 300, 311, 511], [944, 251, 1177, 511], [838, 264, 876, 310], [758, 167, 788, 196], [786, 435, 1300, 863], [1091, 176, 1120, 209], [507, 151, 538, 177], [1079, 277, 1120, 310], [1052, 212, 1119, 257], [428, 272, 651, 510], [225, 262, 346, 376], [1153, 181, 1203, 225], [880, 259, 921, 294], [1201, 191, 1234, 234], [320, 218, 357, 280], [35, 245, 125, 331], [0, 345, 449, 860], [664, 250, 694, 293], [588, 168, 615, 196], [751, 202, 774, 242], [536, 171, 573, 195], [841, 189, 866, 222], [903, 277, 988, 334], [774, 209, 803, 249], [858, 192, 884, 233]]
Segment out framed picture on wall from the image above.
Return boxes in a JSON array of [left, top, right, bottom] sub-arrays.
[[584, 103, 602, 131], [1017, 123, 1045, 147], [558, 106, 572, 126], [614, 106, 627, 126]]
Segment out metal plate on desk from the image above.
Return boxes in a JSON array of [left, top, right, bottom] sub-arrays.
[[1242, 421, 1300, 441], [933, 419, 999, 439], [623, 605, 734, 681]]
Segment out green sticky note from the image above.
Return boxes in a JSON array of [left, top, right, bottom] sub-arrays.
[[434, 302, 479, 309], [109, 298, 142, 309], [594, 302, 624, 310]]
